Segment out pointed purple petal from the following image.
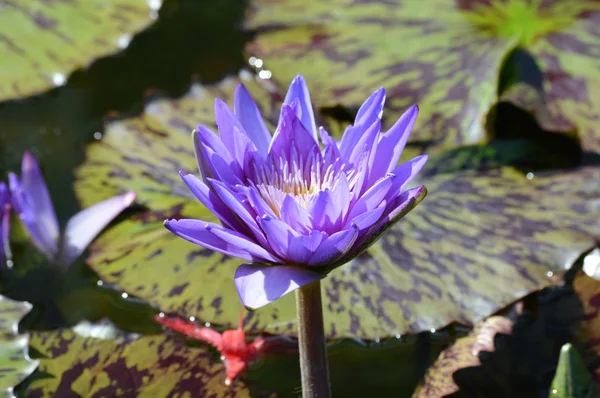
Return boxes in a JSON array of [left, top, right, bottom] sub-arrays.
[[234, 263, 323, 310], [209, 179, 268, 246], [165, 219, 279, 263], [308, 225, 359, 266], [62, 192, 136, 266], [257, 215, 298, 260], [179, 172, 244, 230], [339, 88, 385, 159], [269, 105, 319, 162], [282, 75, 317, 141], [386, 155, 429, 201], [8, 171, 56, 259], [346, 200, 386, 231], [369, 105, 418, 183], [347, 174, 394, 221], [21, 152, 60, 253], [193, 126, 243, 184], [215, 99, 257, 168], [247, 188, 277, 218], [309, 189, 341, 234], [288, 230, 326, 264], [280, 195, 312, 234], [234, 84, 271, 155], [353, 185, 427, 252]]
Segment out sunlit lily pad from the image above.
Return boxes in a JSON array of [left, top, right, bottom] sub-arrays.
[[0, 295, 38, 396], [0, 0, 160, 101], [245, 0, 600, 152], [75, 74, 600, 339], [25, 320, 254, 397], [412, 316, 513, 397]]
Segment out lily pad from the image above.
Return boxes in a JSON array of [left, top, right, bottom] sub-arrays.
[[24, 320, 255, 397], [0, 0, 160, 101], [572, 262, 600, 388], [0, 295, 38, 397], [549, 343, 600, 398], [412, 316, 513, 397], [245, 0, 600, 152], [75, 74, 600, 339]]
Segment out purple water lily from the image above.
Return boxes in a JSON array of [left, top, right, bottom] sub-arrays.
[[165, 75, 427, 310], [8, 152, 136, 268], [0, 183, 11, 264]]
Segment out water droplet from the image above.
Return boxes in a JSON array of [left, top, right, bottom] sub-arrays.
[[148, 0, 162, 10], [254, 59, 264, 68], [430, 328, 436, 333], [121, 292, 128, 299], [249, 56, 257, 65], [158, 312, 165, 318], [117, 34, 132, 49], [258, 70, 272, 79], [526, 172, 534, 180], [205, 322, 211, 327], [239, 70, 252, 81], [552, 389, 557, 395], [189, 316, 195, 322], [96, 280, 104, 286], [93, 132, 102, 140], [52, 73, 66, 86], [395, 334, 401, 339], [374, 337, 380, 343], [6, 260, 13, 268], [220, 355, 225, 361], [546, 271, 554, 277]]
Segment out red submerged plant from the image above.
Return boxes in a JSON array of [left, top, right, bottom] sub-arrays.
[[155, 312, 297, 385]]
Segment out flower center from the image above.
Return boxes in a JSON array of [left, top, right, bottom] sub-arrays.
[[251, 154, 340, 216]]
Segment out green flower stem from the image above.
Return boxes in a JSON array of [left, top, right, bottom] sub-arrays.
[[295, 280, 331, 398]]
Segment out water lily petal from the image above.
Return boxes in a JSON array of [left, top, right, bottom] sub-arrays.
[[8, 172, 56, 259], [346, 200, 387, 231], [288, 230, 326, 264], [269, 105, 319, 163], [386, 155, 429, 202], [347, 174, 394, 221], [280, 195, 312, 234], [234, 263, 323, 310], [257, 215, 298, 260], [179, 172, 245, 231], [215, 99, 258, 168], [234, 83, 271, 156], [20, 153, 60, 255], [339, 88, 385, 160], [282, 75, 317, 141], [309, 189, 340, 234], [346, 119, 381, 169], [209, 179, 268, 246], [308, 225, 359, 266], [369, 105, 419, 184], [62, 192, 136, 267], [193, 126, 243, 184], [165, 219, 279, 263]]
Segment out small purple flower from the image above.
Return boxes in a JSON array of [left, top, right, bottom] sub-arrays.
[[0, 183, 11, 264], [8, 152, 136, 268], [165, 75, 427, 310]]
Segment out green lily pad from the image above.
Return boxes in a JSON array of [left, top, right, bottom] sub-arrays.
[[245, 0, 600, 152], [75, 75, 600, 339], [548, 343, 600, 398], [24, 320, 255, 397], [412, 316, 513, 397], [0, 0, 159, 101], [0, 295, 39, 396]]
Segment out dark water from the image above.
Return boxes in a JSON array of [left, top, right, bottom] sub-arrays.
[[0, 0, 590, 396]]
